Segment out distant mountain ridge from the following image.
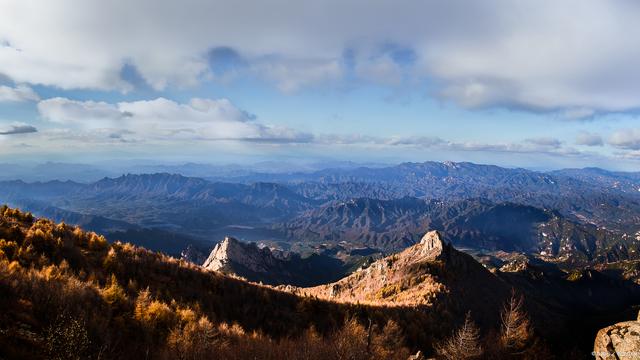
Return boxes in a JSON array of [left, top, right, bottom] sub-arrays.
[[1, 162, 640, 262], [0, 173, 315, 243], [277, 197, 636, 265]]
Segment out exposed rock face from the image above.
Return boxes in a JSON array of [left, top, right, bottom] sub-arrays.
[[417, 230, 446, 257], [594, 314, 640, 360], [203, 237, 283, 275], [201, 237, 352, 286]]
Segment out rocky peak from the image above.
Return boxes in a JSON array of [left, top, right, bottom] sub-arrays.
[[301, 230, 506, 307], [202, 237, 285, 278], [418, 230, 446, 255], [400, 230, 450, 261], [204, 237, 263, 270]]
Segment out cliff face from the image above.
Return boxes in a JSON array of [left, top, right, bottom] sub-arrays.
[[203, 237, 290, 279], [594, 312, 640, 360], [201, 237, 354, 286]]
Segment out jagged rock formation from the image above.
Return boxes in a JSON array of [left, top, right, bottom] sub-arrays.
[[201, 237, 357, 286], [203, 237, 289, 279], [594, 312, 640, 360]]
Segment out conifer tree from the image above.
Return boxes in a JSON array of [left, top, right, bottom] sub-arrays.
[[436, 312, 483, 359]]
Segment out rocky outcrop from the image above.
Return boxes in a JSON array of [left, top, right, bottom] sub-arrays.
[[203, 237, 284, 275], [417, 230, 447, 257], [201, 237, 352, 286], [594, 313, 640, 360]]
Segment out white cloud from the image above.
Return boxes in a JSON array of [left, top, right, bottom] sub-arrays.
[[524, 137, 562, 148], [1, 0, 640, 115], [0, 84, 39, 102], [575, 132, 603, 146], [37, 97, 311, 142], [38, 98, 125, 126], [609, 129, 640, 150]]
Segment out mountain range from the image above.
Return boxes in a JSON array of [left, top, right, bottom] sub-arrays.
[[277, 197, 637, 266], [2, 206, 638, 358], [1, 161, 640, 272]]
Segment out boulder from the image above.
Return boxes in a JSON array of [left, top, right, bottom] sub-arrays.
[[594, 316, 640, 360]]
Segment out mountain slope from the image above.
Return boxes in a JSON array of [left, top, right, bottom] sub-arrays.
[[0, 206, 426, 359], [299, 230, 640, 352], [1, 206, 639, 358], [303, 231, 510, 314], [279, 197, 634, 264]]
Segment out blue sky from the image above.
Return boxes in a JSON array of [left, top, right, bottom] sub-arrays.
[[1, 0, 640, 170]]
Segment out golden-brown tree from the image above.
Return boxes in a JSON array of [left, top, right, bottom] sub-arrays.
[[500, 290, 533, 355], [435, 312, 483, 360]]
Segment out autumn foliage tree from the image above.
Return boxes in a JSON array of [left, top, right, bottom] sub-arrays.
[[500, 290, 533, 354], [435, 312, 483, 359]]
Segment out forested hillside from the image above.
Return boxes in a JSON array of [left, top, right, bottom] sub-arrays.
[[0, 206, 464, 359]]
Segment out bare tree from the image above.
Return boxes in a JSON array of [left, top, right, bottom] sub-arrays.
[[500, 289, 533, 354], [436, 312, 483, 359]]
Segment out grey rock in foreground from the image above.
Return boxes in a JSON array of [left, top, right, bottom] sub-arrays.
[[594, 312, 640, 360]]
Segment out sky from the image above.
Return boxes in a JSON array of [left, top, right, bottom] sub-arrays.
[[1, 0, 640, 170]]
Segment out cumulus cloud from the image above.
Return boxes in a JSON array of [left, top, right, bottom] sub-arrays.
[[575, 132, 603, 146], [0, 124, 37, 135], [38, 98, 127, 126], [0, 84, 39, 102], [37, 97, 311, 142], [608, 129, 640, 150], [1, 0, 640, 115]]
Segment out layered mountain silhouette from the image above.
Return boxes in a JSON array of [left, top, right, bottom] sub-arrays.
[[1, 162, 640, 267], [278, 197, 635, 264]]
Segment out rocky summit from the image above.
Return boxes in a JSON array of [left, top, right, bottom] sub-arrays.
[[201, 236, 356, 286], [302, 230, 509, 312], [203, 236, 286, 277]]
